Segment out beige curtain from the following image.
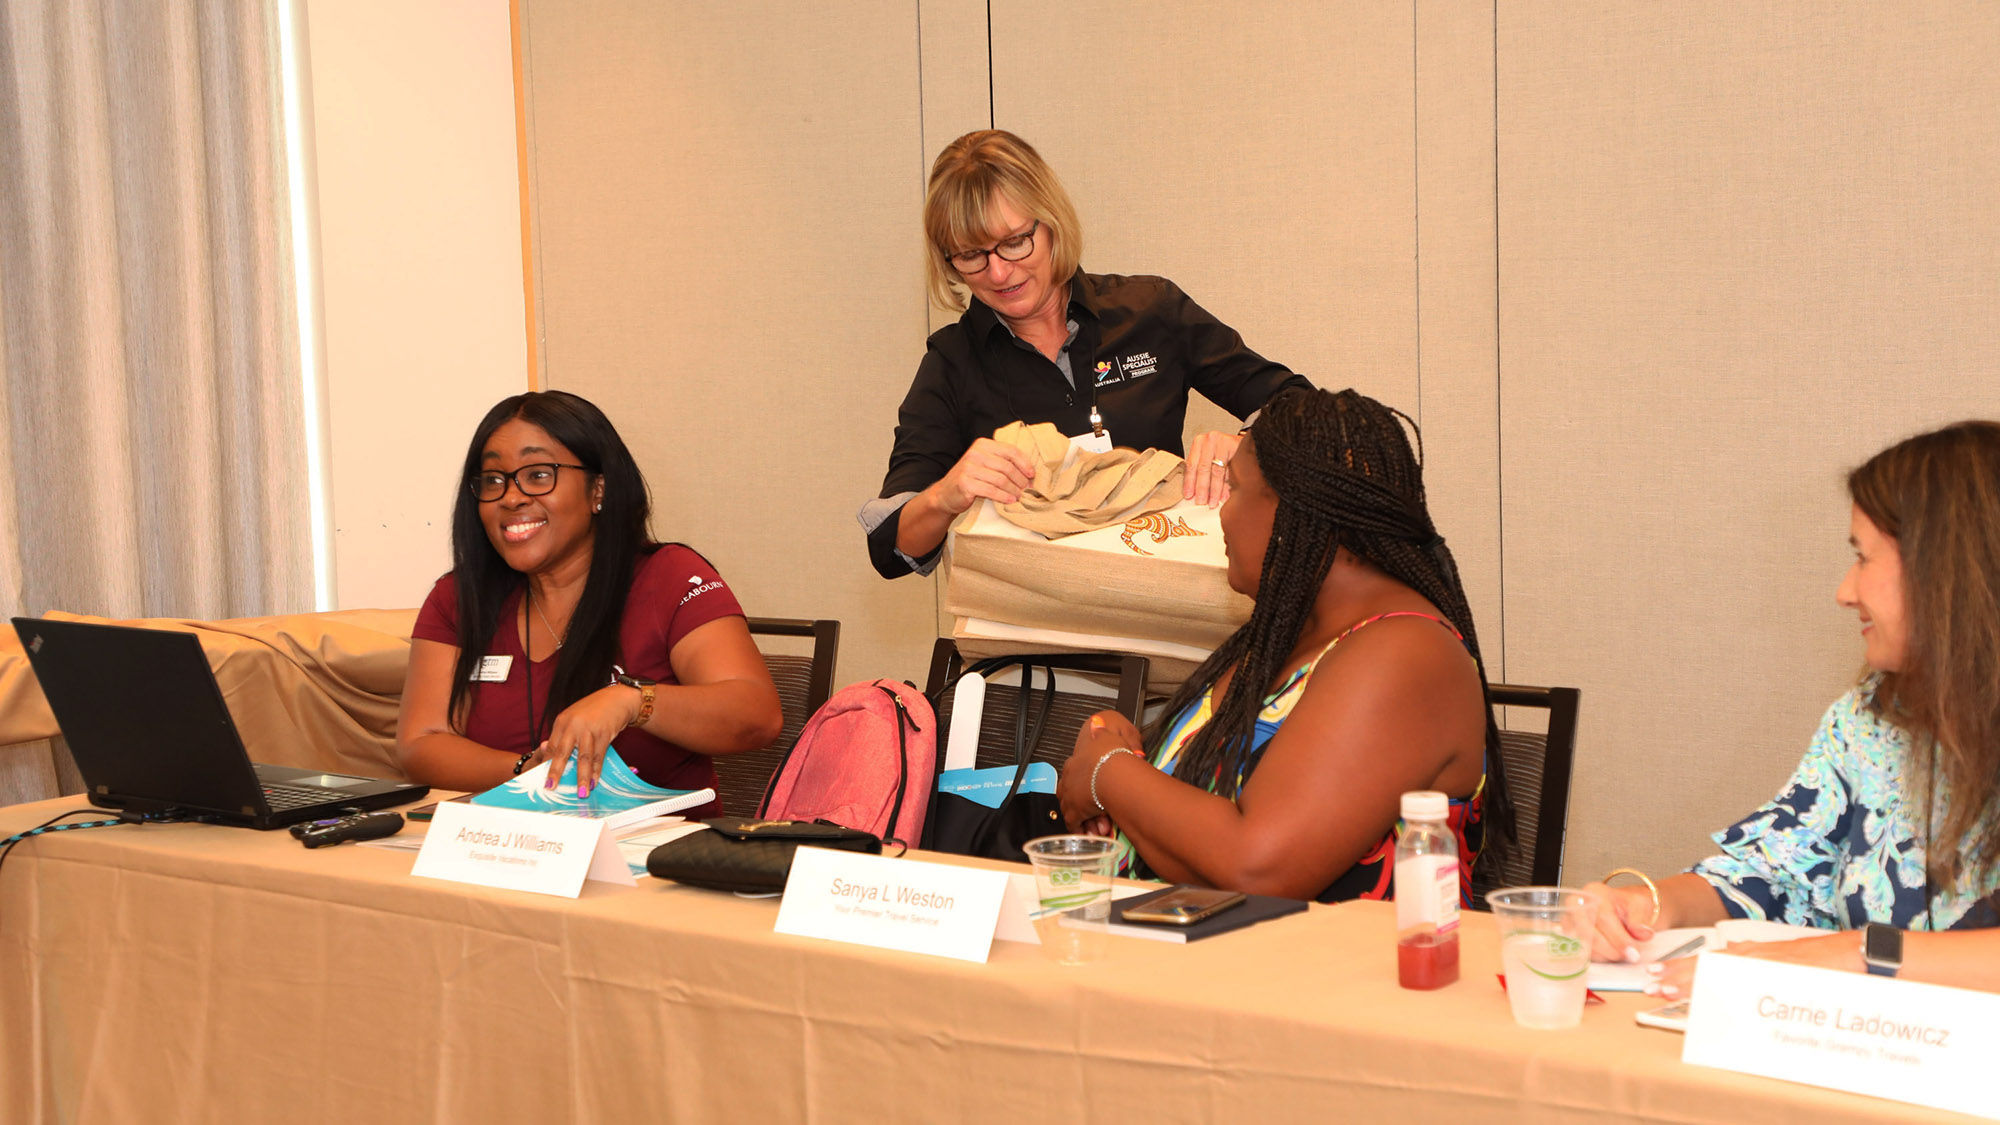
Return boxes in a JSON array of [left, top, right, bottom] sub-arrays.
[[0, 0, 312, 622]]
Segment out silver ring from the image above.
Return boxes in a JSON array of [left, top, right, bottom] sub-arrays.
[[1210, 458, 1226, 467]]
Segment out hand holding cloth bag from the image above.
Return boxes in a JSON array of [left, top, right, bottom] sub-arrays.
[[942, 422, 1253, 687], [984, 420, 1185, 536]]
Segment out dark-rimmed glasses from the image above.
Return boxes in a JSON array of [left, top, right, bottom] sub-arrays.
[[947, 220, 1039, 275], [470, 463, 588, 502]]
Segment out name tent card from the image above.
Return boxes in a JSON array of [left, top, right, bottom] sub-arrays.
[[1683, 950, 2000, 1120], [412, 799, 633, 898], [774, 847, 1008, 963]]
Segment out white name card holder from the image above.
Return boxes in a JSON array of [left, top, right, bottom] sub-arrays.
[[774, 846, 1009, 963], [1683, 950, 2000, 1120], [412, 798, 634, 898]]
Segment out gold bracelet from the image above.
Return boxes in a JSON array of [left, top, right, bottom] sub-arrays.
[[628, 682, 657, 729], [1601, 867, 1661, 928]]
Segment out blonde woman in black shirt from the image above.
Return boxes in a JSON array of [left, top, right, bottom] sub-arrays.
[[861, 129, 1309, 579]]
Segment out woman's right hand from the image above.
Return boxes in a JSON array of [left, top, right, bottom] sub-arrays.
[[1580, 880, 1663, 963], [929, 438, 1037, 515], [1057, 711, 1145, 831]]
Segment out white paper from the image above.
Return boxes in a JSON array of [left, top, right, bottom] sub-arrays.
[[1683, 951, 2000, 1120], [993, 872, 1159, 944], [1589, 921, 1821, 992], [411, 800, 632, 898], [773, 847, 1008, 963], [614, 820, 710, 878]]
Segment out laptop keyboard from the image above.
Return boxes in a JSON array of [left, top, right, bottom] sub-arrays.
[[262, 783, 347, 811]]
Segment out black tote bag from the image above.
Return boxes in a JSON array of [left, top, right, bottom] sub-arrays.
[[921, 658, 1067, 860]]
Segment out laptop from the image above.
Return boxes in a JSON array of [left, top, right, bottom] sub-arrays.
[[13, 617, 429, 828]]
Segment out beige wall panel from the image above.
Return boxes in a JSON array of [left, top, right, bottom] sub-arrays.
[[1499, 3, 2000, 882], [919, 0, 995, 338], [519, 2, 934, 685], [1413, 3, 1502, 688], [988, 2, 1419, 433], [307, 0, 528, 612]]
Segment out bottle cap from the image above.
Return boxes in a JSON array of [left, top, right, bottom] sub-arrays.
[[1400, 790, 1448, 821]]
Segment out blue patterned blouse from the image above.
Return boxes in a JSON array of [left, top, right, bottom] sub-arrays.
[[1691, 681, 1999, 932]]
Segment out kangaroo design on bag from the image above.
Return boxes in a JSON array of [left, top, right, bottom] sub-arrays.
[[1120, 512, 1203, 556], [756, 679, 936, 849]]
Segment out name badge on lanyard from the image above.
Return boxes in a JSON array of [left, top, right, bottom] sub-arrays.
[[1069, 404, 1112, 454], [473, 655, 513, 683]]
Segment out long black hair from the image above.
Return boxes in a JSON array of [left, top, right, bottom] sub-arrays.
[[1149, 386, 1517, 883], [446, 390, 656, 740]]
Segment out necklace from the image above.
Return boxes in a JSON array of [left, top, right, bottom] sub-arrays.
[[530, 589, 569, 651]]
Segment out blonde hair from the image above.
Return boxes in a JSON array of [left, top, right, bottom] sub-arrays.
[[922, 130, 1082, 311]]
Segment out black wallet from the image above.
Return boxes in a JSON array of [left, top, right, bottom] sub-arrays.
[[645, 816, 881, 894]]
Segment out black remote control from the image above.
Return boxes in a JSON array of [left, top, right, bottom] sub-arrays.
[[295, 811, 404, 849]]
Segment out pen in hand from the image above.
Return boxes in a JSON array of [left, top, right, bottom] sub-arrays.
[[1653, 934, 1707, 962]]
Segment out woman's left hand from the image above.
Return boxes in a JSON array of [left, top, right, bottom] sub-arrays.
[[1727, 932, 1864, 974], [1184, 431, 1241, 506], [1058, 711, 1145, 830], [1643, 933, 1861, 1000], [539, 684, 642, 797]]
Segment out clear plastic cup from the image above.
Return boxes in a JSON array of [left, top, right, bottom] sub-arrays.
[[1487, 886, 1598, 1029], [1021, 835, 1117, 965]]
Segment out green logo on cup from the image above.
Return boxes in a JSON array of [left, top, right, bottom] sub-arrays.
[[1049, 868, 1080, 887], [1524, 934, 1587, 980]]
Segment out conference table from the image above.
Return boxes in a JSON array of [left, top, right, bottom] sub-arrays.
[[0, 797, 1977, 1124]]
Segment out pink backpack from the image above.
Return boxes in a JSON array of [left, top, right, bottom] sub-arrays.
[[756, 679, 936, 848]]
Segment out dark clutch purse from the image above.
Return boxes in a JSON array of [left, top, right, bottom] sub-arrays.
[[645, 816, 881, 894]]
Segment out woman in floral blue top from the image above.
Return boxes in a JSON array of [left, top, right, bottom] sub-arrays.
[[1584, 421, 2000, 994]]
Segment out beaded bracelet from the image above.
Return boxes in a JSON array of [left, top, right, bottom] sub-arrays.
[[1602, 866, 1661, 927], [1090, 748, 1142, 813]]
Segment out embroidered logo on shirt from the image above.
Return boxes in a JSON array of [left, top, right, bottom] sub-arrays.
[[1121, 513, 1203, 556], [680, 576, 723, 606], [1119, 351, 1159, 380], [1093, 359, 1117, 387]]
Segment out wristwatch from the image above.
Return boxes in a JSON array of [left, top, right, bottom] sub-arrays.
[[612, 666, 658, 729], [1862, 922, 1903, 977]]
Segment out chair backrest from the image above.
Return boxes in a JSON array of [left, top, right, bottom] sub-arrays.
[[709, 617, 839, 818], [1479, 683, 1581, 897], [922, 640, 1148, 772]]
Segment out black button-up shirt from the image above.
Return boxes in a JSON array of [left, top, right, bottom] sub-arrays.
[[864, 270, 1308, 578]]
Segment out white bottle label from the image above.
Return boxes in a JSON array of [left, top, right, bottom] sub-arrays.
[[1394, 855, 1460, 934], [1433, 860, 1460, 934]]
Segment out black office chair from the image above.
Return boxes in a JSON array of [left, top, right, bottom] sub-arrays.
[[709, 617, 839, 818], [922, 639, 1148, 772], [1476, 683, 1581, 900]]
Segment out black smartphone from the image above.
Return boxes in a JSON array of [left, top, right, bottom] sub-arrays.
[[1121, 886, 1248, 926], [405, 794, 474, 822]]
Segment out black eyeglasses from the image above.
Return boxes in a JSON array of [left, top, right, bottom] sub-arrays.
[[470, 462, 589, 502], [947, 220, 1040, 275]]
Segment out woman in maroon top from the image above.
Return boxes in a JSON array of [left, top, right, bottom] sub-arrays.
[[396, 391, 781, 805]]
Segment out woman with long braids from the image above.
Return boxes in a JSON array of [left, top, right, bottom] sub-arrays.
[[1584, 421, 2000, 996], [396, 391, 782, 807], [1057, 386, 1514, 903]]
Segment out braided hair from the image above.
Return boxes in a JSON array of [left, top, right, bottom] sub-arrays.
[[1149, 386, 1518, 882]]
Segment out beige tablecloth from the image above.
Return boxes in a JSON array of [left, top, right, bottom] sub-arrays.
[[0, 610, 419, 790], [0, 797, 1975, 1125]]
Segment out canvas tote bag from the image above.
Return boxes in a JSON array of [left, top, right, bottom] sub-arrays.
[[941, 423, 1252, 685]]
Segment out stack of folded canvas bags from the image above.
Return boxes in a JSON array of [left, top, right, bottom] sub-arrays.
[[942, 422, 1252, 690]]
